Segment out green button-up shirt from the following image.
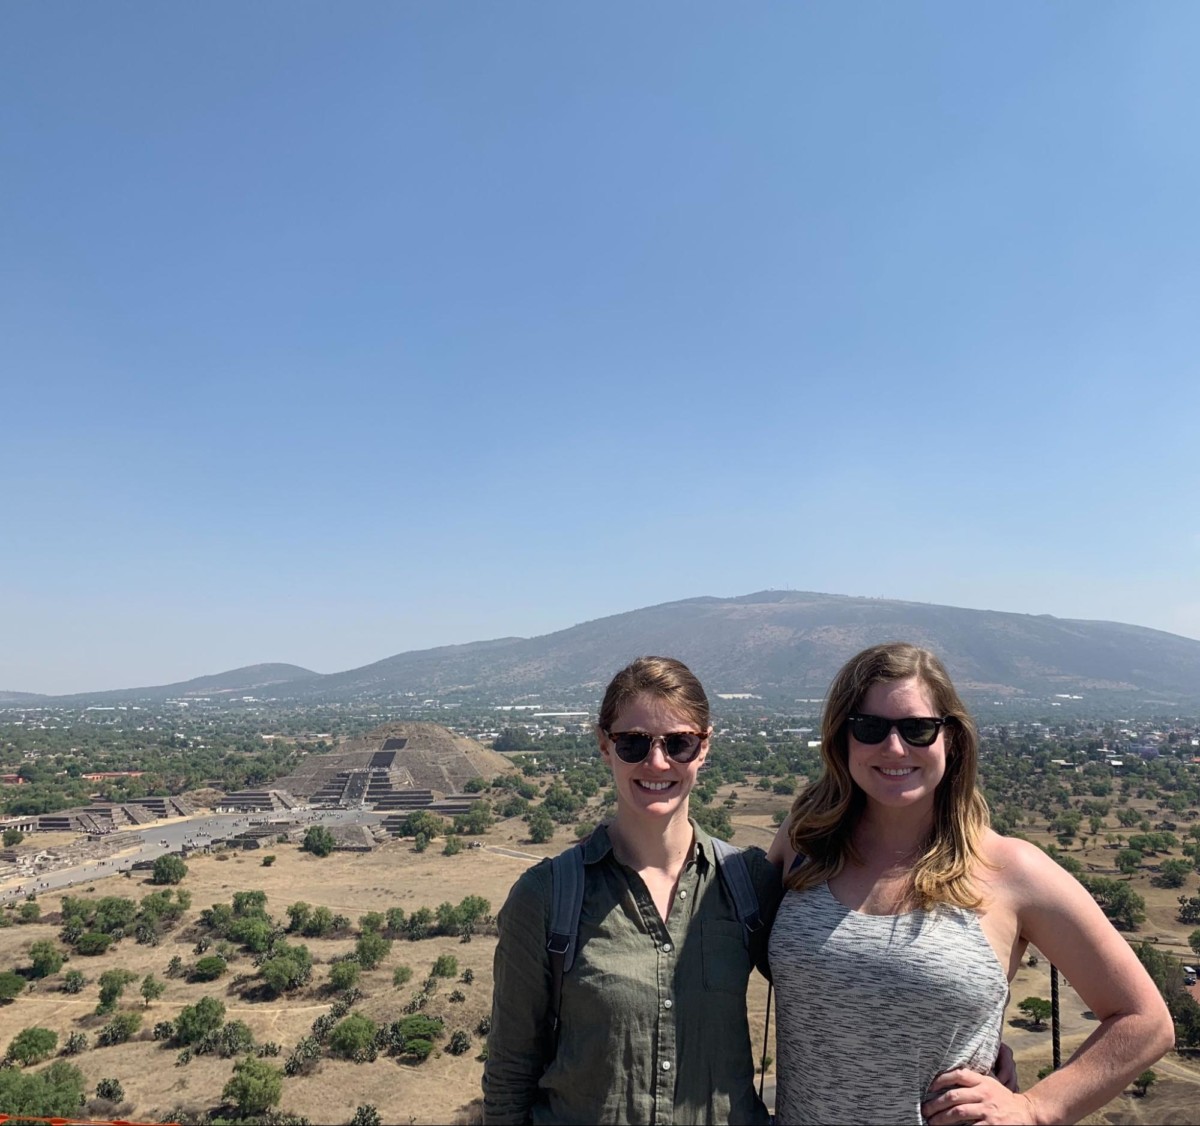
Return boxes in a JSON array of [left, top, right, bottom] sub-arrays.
[[484, 821, 782, 1125]]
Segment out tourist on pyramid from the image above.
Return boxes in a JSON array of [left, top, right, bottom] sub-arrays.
[[768, 642, 1173, 1125], [483, 655, 781, 1124]]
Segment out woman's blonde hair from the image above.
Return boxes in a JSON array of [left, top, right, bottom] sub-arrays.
[[786, 642, 990, 910]]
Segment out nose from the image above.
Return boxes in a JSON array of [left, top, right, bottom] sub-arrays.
[[880, 728, 908, 754], [644, 738, 675, 769]]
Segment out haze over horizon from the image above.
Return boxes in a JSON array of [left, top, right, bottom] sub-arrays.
[[4, 4, 1199, 695]]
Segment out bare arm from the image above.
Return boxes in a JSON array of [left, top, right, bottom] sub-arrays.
[[766, 813, 795, 871], [925, 837, 1173, 1125]]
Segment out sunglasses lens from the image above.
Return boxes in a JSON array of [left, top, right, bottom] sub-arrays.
[[898, 719, 940, 746], [663, 733, 703, 762], [849, 715, 942, 746], [609, 732, 704, 763], [613, 734, 653, 762], [849, 716, 891, 744]]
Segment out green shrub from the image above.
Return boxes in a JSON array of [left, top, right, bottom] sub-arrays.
[[190, 955, 228, 982], [393, 965, 413, 987], [6, 1026, 59, 1066], [329, 960, 361, 992], [175, 996, 225, 1045], [75, 932, 113, 956], [96, 1076, 125, 1101], [431, 954, 459, 978], [97, 1011, 141, 1046], [301, 826, 335, 857], [0, 1059, 86, 1116], [355, 930, 391, 970], [28, 940, 65, 979], [329, 1013, 377, 1059], [152, 855, 188, 885], [0, 970, 26, 1001], [61, 1031, 89, 1056], [222, 1056, 283, 1116], [447, 1029, 472, 1055]]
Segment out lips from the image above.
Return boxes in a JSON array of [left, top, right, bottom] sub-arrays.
[[875, 767, 916, 777]]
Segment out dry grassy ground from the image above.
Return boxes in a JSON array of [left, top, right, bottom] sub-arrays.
[[0, 783, 1197, 1124]]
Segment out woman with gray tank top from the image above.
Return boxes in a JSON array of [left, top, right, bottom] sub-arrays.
[[768, 643, 1172, 1125]]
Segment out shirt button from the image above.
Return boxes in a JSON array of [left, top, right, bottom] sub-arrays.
[[663, 999, 673, 1009], [662, 1060, 672, 1071], [678, 890, 687, 899], [661, 942, 672, 953]]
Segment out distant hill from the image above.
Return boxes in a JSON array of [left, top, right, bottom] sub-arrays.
[[0, 663, 319, 706], [7, 593, 1200, 707]]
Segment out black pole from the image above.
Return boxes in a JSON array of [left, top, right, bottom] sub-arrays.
[[1050, 963, 1062, 1070]]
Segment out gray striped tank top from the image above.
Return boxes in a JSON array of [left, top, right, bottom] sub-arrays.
[[768, 881, 1009, 1125]]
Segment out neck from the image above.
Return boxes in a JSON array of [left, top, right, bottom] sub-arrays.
[[854, 804, 934, 867], [609, 805, 694, 873]]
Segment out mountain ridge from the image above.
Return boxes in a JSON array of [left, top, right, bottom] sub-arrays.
[[5, 593, 1200, 706]]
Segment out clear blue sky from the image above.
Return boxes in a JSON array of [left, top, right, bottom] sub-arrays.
[[3, 3, 1198, 694]]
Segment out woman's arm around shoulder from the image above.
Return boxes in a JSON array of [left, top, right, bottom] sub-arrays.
[[926, 833, 1173, 1126], [483, 859, 554, 1126], [766, 812, 796, 874]]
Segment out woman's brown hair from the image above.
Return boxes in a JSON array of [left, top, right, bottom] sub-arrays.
[[598, 656, 710, 734], [786, 642, 990, 910]]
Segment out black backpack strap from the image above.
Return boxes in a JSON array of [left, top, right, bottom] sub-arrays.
[[709, 836, 773, 1101], [547, 844, 586, 1032], [710, 836, 763, 943]]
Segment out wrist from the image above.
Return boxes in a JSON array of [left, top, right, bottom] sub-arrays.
[[1018, 1091, 1042, 1126]]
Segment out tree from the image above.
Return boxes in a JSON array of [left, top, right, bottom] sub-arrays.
[[528, 809, 555, 844], [302, 825, 336, 857], [259, 942, 313, 996], [97, 1011, 141, 1045], [443, 835, 463, 856], [0, 1060, 86, 1117], [329, 1013, 377, 1059], [6, 1026, 59, 1065], [222, 1056, 283, 1116], [355, 930, 391, 970], [2, 826, 23, 847], [75, 931, 113, 956], [61, 970, 86, 994], [152, 854, 188, 885], [140, 974, 165, 1005], [1178, 895, 1200, 925], [1018, 997, 1052, 1029], [447, 1029, 472, 1055], [329, 959, 360, 992], [1154, 859, 1192, 889], [96, 969, 138, 1014], [350, 1106, 383, 1126], [191, 955, 228, 982], [432, 954, 459, 978], [1133, 1069, 1157, 1097], [1189, 928, 1200, 958], [28, 940, 65, 978], [1115, 849, 1143, 876], [175, 996, 226, 1045], [95, 1076, 125, 1102]]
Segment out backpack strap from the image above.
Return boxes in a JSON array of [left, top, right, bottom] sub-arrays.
[[710, 836, 763, 943], [547, 844, 586, 1032]]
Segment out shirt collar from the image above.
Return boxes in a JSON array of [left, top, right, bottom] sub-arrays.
[[581, 818, 715, 870]]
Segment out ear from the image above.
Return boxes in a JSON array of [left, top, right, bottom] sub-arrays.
[[597, 725, 612, 762], [696, 726, 713, 767]]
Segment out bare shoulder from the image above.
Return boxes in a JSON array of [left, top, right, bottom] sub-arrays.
[[977, 830, 1079, 904]]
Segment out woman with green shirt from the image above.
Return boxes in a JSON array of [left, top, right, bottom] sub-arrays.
[[483, 656, 781, 1125]]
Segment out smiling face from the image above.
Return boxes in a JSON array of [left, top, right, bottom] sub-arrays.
[[599, 692, 710, 825], [846, 677, 947, 816]]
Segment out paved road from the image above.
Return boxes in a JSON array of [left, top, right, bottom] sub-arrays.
[[0, 805, 382, 901]]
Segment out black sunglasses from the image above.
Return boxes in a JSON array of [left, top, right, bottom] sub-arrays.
[[602, 729, 706, 764], [846, 713, 951, 747]]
